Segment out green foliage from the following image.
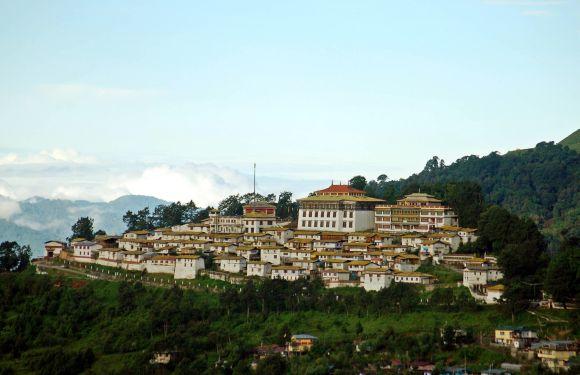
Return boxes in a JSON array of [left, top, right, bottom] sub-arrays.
[[70, 216, 94, 241], [0, 241, 31, 273], [348, 175, 367, 191], [559, 128, 580, 153], [544, 235, 580, 305]]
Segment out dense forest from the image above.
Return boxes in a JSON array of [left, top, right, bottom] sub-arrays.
[[1, 269, 577, 374], [352, 139, 579, 247]]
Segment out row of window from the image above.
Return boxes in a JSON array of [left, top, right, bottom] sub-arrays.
[[301, 220, 354, 228], [301, 210, 354, 218]]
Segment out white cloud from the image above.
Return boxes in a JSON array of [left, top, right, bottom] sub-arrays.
[[0, 149, 256, 206], [37, 84, 162, 100], [119, 164, 253, 206], [0, 196, 21, 220]]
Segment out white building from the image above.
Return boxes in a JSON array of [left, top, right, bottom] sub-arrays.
[[463, 265, 503, 289], [320, 268, 350, 282], [394, 272, 435, 284], [174, 255, 205, 279], [44, 240, 66, 259], [121, 251, 152, 271], [271, 266, 307, 281], [362, 267, 394, 291], [72, 240, 102, 264], [247, 261, 272, 277], [297, 184, 385, 232], [260, 246, 283, 265], [96, 248, 123, 267], [146, 255, 176, 274], [216, 255, 247, 273]]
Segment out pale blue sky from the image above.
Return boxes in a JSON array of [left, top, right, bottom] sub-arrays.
[[0, 1, 579, 204]]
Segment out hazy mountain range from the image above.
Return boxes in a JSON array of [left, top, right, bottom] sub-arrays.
[[0, 195, 167, 256]]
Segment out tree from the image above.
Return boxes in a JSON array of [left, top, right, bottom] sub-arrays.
[[218, 195, 244, 216], [544, 236, 580, 307], [0, 241, 31, 272], [123, 208, 152, 231], [70, 217, 94, 241], [276, 191, 298, 219], [349, 175, 367, 191], [94, 229, 106, 236]]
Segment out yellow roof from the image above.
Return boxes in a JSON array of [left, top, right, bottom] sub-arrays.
[[298, 195, 385, 203]]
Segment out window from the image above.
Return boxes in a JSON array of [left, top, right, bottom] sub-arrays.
[[333, 212, 336, 217], [350, 212, 353, 218], [349, 222, 353, 228]]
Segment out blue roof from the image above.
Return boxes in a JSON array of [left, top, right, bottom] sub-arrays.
[[292, 334, 318, 340]]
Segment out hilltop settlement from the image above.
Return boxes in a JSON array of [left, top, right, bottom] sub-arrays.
[[45, 184, 503, 303]]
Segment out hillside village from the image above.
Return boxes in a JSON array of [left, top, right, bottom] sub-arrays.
[[44, 184, 504, 304]]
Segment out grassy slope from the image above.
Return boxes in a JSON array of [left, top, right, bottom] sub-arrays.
[[559, 128, 580, 153]]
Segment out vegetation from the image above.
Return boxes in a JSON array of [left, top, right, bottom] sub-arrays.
[[123, 201, 208, 231], [1, 270, 575, 374], [353, 140, 579, 247], [70, 217, 95, 241], [0, 241, 31, 273]]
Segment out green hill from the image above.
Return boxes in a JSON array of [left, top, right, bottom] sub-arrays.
[[559, 128, 580, 153]]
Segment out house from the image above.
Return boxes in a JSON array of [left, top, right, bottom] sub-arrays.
[[146, 255, 176, 274], [297, 184, 385, 232], [44, 240, 66, 258], [320, 268, 350, 282], [235, 245, 260, 260], [263, 226, 294, 245], [419, 240, 451, 256], [121, 251, 152, 271], [271, 266, 306, 281], [260, 246, 283, 265], [72, 240, 102, 263], [207, 210, 244, 233], [288, 258, 318, 272], [247, 261, 272, 277], [346, 260, 378, 277], [286, 238, 315, 251], [96, 248, 123, 267], [209, 242, 238, 255], [394, 272, 435, 284], [533, 340, 577, 372], [324, 258, 348, 270], [242, 201, 278, 233], [362, 267, 394, 291], [215, 255, 247, 273], [463, 265, 503, 291], [344, 242, 375, 252], [495, 326, 538, 349], [174, 255, 205, 279], [401, 234, 424, 248], [287, 334, 318, 354], [393, 254, 421, 272]]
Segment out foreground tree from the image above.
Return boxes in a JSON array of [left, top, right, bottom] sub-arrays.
[[70, 217, 95, 241], [544, 235, 580, 307], [0, 241, 32, 272]]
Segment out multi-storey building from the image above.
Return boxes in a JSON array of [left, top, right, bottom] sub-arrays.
[[207, 209, 243, 233], [297, 184, 384, 232], [375, 192, 458, 233]]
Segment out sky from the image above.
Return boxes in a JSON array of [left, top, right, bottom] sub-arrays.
[[0, 0, 579, 208]]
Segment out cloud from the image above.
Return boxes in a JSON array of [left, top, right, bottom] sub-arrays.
[[0, 196, 21, 220], [37, 84, 162, 100], [119, 164, 253, 206], [0, 149, 256, 206]]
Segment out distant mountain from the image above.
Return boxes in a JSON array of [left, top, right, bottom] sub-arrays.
[[559, 129, 580, 153], [0, 195, 168, 256]]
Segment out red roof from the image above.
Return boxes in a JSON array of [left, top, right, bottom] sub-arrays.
[[316, 184, 365, 194]]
